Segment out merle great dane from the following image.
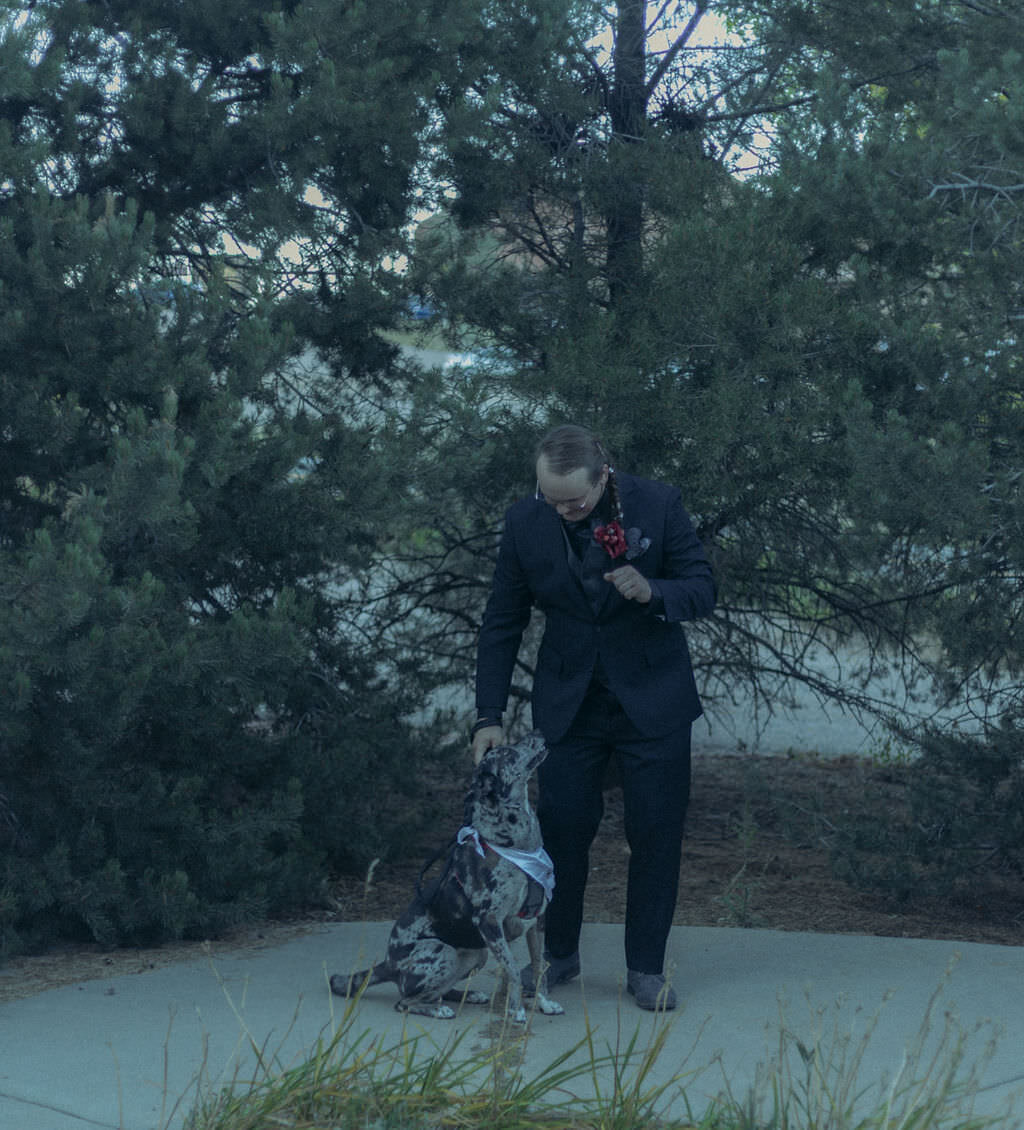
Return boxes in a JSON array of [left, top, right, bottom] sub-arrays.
[[330, 732, 564, 1021]]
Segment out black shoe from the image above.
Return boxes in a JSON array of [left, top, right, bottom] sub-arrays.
[[626, 970, 677, 1011], [521, 951, 580, 995]]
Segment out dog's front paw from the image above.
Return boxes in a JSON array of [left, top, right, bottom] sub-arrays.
[[396, 1000, 456, 1019], [511, 1005, 528, 1024], [535, 993, 565, 1016], [462, 989, 490, 1005]]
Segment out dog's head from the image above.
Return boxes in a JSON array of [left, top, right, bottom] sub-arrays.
[[464, 731, 547, 846]]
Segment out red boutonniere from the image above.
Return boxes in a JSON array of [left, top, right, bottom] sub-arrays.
[[594, 520, 628, 559]]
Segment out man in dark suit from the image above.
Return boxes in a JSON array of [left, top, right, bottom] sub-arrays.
[[472, 424, 716, 1010]]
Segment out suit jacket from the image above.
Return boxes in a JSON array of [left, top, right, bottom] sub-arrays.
[[475, 472, 716, 743]]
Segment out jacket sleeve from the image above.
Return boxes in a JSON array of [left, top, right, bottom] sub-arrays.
[[653, 491, 717, 623], [474, 511, 535, 716]]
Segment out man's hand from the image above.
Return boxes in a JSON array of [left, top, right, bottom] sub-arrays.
[[603, 564, 652, 603], [471, 724, 503, 765]]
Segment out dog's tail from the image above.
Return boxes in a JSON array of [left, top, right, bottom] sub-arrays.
[[329, 964, 389, 998]]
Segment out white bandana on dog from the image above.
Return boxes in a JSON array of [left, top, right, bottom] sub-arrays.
[[457, 826, 556, 902]]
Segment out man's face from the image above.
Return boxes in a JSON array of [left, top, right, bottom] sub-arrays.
[[535, 455, 607, 522]]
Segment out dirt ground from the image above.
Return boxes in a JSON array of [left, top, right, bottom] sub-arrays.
[[3, 751, 1022, 1003]]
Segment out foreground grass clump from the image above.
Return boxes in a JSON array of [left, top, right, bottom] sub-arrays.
[[185, 1002, 697, 1130], [183, 981, 1012, 1130]]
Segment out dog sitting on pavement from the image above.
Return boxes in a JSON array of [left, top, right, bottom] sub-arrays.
[[330, 731, 564, 1022]]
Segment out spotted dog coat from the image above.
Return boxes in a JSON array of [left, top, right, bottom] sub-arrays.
[[330, 732, 564, 1021]]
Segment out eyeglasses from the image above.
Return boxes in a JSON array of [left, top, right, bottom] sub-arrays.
[[535, 479, 599, 514]]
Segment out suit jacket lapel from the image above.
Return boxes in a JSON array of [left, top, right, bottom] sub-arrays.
[[531, 503, 587, 606], [532, 501, 602, 615]]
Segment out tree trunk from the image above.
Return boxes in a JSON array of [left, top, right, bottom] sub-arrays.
[[606, 0, 648, 324]]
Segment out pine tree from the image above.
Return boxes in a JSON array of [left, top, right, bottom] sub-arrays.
[[384, 0, 1024, 896], [0, 0, 473, 952]]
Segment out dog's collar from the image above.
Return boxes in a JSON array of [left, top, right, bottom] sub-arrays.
[[456, 826, 555, 902]]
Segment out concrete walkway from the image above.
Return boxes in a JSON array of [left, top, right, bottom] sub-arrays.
[[1, 922, 1022, 1130]]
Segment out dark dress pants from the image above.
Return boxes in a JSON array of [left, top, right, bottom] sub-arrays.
[[537, 680, 692, 974]]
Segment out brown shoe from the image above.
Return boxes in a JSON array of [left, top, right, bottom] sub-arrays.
[[627, 970, 677, 1011]]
